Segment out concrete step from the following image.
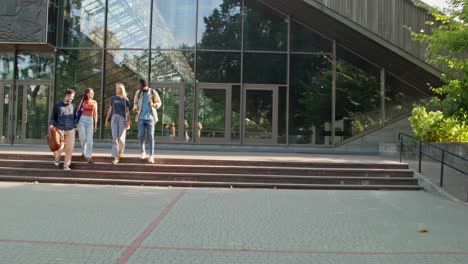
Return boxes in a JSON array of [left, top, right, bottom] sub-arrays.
[[0, 159, 414, 177], [0, 167, 418, 186], [0, 153, 409, 169], [0, 175, 423, 190]]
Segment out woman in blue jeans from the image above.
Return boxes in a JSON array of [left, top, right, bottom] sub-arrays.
[[105, 82, 131, 164], [77, 88, 98, 163]]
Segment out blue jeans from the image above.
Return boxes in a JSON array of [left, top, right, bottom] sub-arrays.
[[138, 119, 155, 156], [78, 115, 94, 158], [111, 115, 127, 158]]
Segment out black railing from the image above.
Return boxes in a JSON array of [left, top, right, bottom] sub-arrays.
[[399, 132, 468, 201]]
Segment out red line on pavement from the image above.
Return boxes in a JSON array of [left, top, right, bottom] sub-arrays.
[[139, 246, 468, 256], [115, 189, 187, 264], [0, 239, 125, 249]]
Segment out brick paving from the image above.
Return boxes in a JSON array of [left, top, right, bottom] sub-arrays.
[[0, 182, 467, 264]]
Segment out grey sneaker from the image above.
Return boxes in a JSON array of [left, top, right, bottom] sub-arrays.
[[63, 165, 71, 171], [53, 157, 60, 167]]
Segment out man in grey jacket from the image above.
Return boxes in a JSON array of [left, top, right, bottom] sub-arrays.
[[133, 79, 161, 163]]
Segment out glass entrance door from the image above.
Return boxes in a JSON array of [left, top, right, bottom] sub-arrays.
[[242, 85, 278, 144], [197, 83, 232, 144], [151, 83, 192, 143], [0, 81, 13, 144], [14, 81, 52, 143]]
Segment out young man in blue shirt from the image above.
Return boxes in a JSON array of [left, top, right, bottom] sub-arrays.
[[133, 79, 161, 163]]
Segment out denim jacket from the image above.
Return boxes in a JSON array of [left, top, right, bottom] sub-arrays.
[[49, 101, 77, 131]]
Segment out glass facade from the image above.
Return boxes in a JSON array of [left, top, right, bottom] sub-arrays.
[[0, 0, 431, 146]]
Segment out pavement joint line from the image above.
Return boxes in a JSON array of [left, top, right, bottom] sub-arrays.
[[2, 239, 468, 256], [116, 189, 187, 264], [0, 239, 125, 248]]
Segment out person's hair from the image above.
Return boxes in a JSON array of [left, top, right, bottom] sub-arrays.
[[65, 88, 75, 96], [82, 88, 93, 101], [116, 82, 127, 99], [138, 79, 146, 87]]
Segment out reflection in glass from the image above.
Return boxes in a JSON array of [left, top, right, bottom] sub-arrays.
[[245, 89, 273, 140], [25, 85, 50, 139], [291, 20, 332, 53], [62, 0, 105, 47], [105, 50, 149, 139], [157, 87, 180, 138], [244, 0, 287, 51], [152, 0, 196, 49], [231, 85, 240, 143], [278, 86, 287, 144], [197, 0, 241, 50], [0, 54, 14, 80], [151, 50, 194, 83], [48, 0, 59, 46], [1, 85, 11, 143], [17, 53, 54, 80], [243, 53, 286, 84], [289, 55, 332, 145], [56, 49, 102, 104], [385, 74, 430, 122], [199, 88, 226, 139], [106, 0, 150, 48], [336, 46, 381, 143], [197, 52, 241, 83]]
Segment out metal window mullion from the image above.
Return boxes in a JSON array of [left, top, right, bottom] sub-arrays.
[[381, 69, 385, 124], [225, 87, 232, 142], [147, 0, 154, 82], [332, 40, 336, 146], [286, 14, 290, 145], [193, 0, 199, 144], [99, 0, 109, 141], [240, 0, 245, 145]]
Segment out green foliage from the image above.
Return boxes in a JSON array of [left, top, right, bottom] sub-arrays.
[[408, 0, 468, 142], [409, 106, 468, 142]]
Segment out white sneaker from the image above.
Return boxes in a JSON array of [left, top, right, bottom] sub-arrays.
[[63, 165, 71, 171], [148, 155, 155, 164], [53, 157, 60, 167], [140, 152, 146, 159]]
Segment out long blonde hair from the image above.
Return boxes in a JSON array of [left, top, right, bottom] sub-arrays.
[[116, 82, 127, 99]]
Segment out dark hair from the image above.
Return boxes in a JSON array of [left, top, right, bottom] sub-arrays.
[[65, 88, 75, 96], [82, 88, 93, 101], [138, 79, 146, 86]]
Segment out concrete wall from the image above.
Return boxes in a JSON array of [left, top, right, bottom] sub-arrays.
[[0, 0, 48, 43]]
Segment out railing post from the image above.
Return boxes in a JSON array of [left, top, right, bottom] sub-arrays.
[[418, 140, 422, 173], [440, 150, 445, 187]]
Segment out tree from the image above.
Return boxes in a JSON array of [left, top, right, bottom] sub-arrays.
[[408, 0, 468, 142]]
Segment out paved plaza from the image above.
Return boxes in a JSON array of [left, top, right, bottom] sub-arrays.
[[0, 182, 467, 264]]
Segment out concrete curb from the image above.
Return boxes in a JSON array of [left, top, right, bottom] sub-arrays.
[[414, 170, 466, 204]]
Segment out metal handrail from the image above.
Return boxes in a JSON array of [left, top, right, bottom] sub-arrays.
[[398, 132, 468, 201]]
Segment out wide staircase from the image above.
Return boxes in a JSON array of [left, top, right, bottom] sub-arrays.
[[0, 152, 422, 190]]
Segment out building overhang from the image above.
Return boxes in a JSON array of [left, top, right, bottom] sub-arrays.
[[262, 0, 443, 89]]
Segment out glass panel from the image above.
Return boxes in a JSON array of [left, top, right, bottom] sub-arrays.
[[278, 86, 286, 144], [245, 89, 273, 140], [243, 53, 286, 84], [47, 0, 59, 46], [244, 0, 287, 51], [17, 53, 54, 80], [16, 85, 24, 140], [231, 85, 240, 143], [199, 88, 226, 139], [62, 0, 105, 47], [197, 51, 240, 83], [289, 54, 332, 145], [197, 0, 241, 50], [336, 46, 382, 143], [1, 85, 11, 144], [105, 50, 149, 139], [151, 50, 194, 83], [184, 84, 194, 143], [385, 74, 430, 122], [0, 53, 14, 80], [56, 49, 102, 106], [152, 0, 196, 49], [25, 85, 50, 139], [106, 0, 151, 49], [291, 20, 332, 53], [157, 87, 180, 139]]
